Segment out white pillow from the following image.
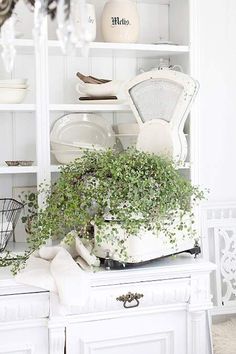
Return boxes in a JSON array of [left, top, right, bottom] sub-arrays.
[[212, 318, 236, 354]]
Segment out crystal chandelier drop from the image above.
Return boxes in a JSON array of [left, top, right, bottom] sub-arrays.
[[0, 0, 88, 72]]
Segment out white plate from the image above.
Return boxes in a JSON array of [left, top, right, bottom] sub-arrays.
[[136, 119, 173, 158], [51, 145, 105, 164], [50, 113, 115, 149]]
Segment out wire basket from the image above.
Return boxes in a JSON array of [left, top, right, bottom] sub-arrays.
[[0, 198, 24, 252]]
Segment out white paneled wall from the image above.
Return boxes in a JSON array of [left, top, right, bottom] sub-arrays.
[[198, 0, 236, 202]]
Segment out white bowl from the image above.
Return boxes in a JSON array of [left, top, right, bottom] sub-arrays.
[[76, 80, 124, 98], [0, 83, 28, 89], [0, 79, 28, 86], [0, 87, 28, 104]]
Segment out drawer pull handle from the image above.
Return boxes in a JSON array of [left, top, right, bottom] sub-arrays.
[[116, 292, 144, 309]]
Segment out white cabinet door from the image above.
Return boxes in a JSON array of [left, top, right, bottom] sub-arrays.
[[0, 325, 48, 354], [67, 310, 187, 354]]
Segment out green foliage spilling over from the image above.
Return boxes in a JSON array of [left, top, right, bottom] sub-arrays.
[[0, 149, 204, 273]]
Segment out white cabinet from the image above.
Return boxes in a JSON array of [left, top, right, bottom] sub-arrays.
[[0, 324, 48, 354], [67, 311, 187, 354], [0, 257, 215, 354], [0, 277, 49, 354], [47, 256, 215, 354]]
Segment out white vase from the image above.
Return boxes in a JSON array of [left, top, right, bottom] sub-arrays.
[[101, 0, 139, 43], [75, 3, 97, 42]]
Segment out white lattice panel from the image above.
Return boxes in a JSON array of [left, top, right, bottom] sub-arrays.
[[202, 203, 236, 315]]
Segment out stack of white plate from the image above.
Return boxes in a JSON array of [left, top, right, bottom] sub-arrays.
[[51, 113, 115, 164], [0, 79, 28, 104]]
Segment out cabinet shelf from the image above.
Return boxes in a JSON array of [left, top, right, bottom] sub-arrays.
[[0, 104, 35, 112], [49, 103, 131, 112], [0, 166, 38, 174], [48, 40, 189, 58], [0, 39, 34, 54]]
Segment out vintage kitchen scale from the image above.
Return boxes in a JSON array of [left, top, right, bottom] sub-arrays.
[[94, 69, 200, 269]]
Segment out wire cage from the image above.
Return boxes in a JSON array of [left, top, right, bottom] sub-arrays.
[[0, 198, 24, 252]]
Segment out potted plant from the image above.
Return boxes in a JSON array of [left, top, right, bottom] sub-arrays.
[[1, 148, 204, 273]]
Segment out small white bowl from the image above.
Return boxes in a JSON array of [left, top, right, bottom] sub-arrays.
[[0, 87, 28, 104], [0, 79, 28, 86], [0, 84, 28, 89], [76, 80, 124, 98]]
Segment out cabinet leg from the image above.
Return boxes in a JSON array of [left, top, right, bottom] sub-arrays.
[[49, 327, 65, 354], [189, 311, 208, 354]]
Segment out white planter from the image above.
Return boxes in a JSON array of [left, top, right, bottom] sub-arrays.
[[101, 0, 139, 43], [94, 213, 195, 263]]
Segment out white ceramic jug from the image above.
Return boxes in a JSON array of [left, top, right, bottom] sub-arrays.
[[101, 0, 139, 43], [75, 3, 96, 42]]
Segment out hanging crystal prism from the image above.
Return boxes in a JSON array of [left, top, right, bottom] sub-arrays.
[[74, 0, 90, 56], [1, 13, 16, 72], [56, 0, 89, 56], [33, 0, 47, 42]]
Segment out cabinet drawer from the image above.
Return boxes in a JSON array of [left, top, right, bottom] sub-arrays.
[[0, 292, 49, 322], [77, 278, 190, 314]]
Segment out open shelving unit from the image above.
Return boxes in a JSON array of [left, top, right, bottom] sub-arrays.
[[0, 0, 200, 243]]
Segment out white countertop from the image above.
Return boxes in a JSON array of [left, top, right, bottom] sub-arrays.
[[0, 253, 216, 295]]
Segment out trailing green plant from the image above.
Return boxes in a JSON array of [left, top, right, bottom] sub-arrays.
[[0, 148, 205, 273]]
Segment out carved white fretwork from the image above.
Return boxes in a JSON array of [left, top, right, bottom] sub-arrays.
[[202, 203, 236, 315], [218, 228, 236, 303]]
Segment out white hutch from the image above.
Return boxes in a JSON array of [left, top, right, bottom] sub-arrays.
[[0, 0, 215, 353]]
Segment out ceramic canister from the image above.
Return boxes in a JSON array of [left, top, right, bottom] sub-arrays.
[[75, 3, 97, 42], [101, 0, 139, 43]]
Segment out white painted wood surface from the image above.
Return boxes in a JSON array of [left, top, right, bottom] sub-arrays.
[[0, 255, 215, 354], [202, 202, 236, 316]]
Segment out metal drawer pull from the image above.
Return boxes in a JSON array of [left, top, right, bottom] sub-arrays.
[[116, 292, 144, 309]]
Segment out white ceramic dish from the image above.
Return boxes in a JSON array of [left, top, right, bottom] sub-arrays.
[[76, 80, 124, 98], [0, 87, 28, 104], [50, 113, 115, 149], [51, 145, 105, 164], [0, 83, 28, 89], [136, 119, 173, 157], [51, 140, 105, 150]]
